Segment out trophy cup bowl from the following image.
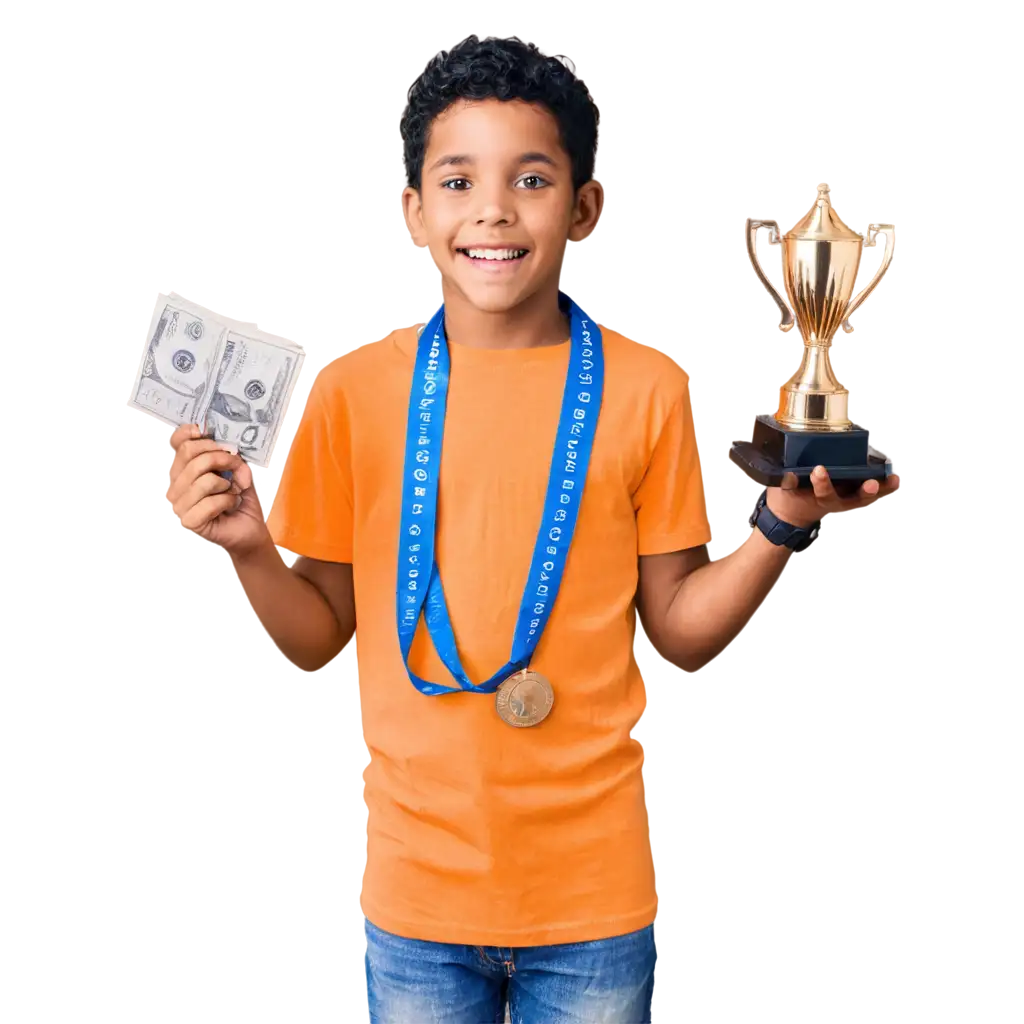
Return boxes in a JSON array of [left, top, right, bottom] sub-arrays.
[[730, 183, 895, 487]]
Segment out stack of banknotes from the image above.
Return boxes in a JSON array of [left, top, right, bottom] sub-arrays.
[[127, 292, 305, 468]]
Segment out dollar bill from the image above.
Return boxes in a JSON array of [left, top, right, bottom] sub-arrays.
[[127, 293, 231, 428], [128, 292, 304, 468], [203, 326, 305, 468]]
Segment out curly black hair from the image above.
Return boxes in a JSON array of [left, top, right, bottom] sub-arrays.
[[400, 35, 599, 193]]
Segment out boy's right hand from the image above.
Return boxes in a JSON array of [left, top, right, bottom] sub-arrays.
[[167, 424, 271, 556]]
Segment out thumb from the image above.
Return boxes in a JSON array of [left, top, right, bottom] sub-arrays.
[[231, 457, 255, 493], [235, 462, 274, 516]]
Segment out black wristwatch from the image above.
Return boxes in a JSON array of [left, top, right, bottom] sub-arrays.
[[748, 489, 821, 552]]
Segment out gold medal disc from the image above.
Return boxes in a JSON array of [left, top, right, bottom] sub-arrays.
[[495, 669, 554, 728]]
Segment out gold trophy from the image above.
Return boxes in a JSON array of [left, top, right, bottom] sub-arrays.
[[730, 183, 895, 487]]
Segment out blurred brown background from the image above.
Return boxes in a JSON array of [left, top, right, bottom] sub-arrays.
[[2, 9, 1024, 1024]]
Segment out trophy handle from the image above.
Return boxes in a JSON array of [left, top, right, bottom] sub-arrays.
[[746, 219, 794, 332], [841, 223, 895, 333]]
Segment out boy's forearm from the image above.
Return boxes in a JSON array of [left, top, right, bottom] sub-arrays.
[[663, 529, 792, 672], [228, 537, 349, 671]]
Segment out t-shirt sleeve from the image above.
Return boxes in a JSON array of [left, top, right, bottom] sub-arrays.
[[265, 367, 354, 562], [633, 373, 712, 555]]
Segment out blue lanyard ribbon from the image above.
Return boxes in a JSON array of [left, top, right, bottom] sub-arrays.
[[396, 291, 604, 696]]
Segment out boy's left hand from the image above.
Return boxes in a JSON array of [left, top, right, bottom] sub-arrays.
[[766, 466, 900, 529]]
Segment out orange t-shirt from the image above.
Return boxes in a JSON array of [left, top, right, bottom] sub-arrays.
[[265, 321, 712, 946]]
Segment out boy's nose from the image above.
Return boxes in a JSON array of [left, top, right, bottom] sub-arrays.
[[473, 194, 517, 226]]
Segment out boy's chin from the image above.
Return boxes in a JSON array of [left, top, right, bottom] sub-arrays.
[[463, 293, 523, 313], [449, 278, 540, 314]]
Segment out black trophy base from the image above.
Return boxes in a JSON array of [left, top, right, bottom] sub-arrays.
[[729, 414, 893, 488]]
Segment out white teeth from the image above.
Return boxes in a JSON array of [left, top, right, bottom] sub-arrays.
[[464, 248, 526, 260]]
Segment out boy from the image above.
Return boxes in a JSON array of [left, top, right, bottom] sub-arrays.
[[164, 34, 899, 1024]]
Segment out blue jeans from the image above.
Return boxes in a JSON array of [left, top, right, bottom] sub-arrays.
[[364, 917, 656, 1023]]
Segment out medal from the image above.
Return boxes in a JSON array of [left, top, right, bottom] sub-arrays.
[[395, 291, 604, 726], [495, 669, 555, 728]]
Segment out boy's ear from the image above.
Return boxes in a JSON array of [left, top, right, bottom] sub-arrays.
[[568, 180, 604, 243], [402, 186, 429, 247]]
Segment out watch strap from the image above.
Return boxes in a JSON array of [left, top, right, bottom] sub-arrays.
[[749, 489, 821, 551]]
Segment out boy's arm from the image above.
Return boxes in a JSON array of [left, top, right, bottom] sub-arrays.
[[230, 541, 355, 673], [632, 377, 787, 671], [222, 361, 358, 673], [636, 532, 789, 673], [291, 556, 356, 655], [636, 467, 899, 672]]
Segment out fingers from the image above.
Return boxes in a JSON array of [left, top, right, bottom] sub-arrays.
[[170, 422, 203, 451], [169, 456, 250, 533], [780, 471, 800, 491], [171, 467, 238, 520], [169, 424, 241, 481], [165, 422, 257, 536], [810, 466, 901, 513], [847, 472, 901, 506], [856, 473, 905, 501], [167, 449, 243, 507], [809, 465, 837, 504], [228, 457, 254, 493], [169, 436, 223, 484], [179, 491, 243, 532]]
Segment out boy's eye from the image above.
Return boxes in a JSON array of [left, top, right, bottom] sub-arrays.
[[440, 176, 549, 191]]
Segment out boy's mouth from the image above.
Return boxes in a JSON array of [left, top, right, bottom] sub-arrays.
[[455, 246, 530, 262]]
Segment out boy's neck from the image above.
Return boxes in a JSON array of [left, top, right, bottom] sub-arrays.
[[440, 282, 570, 351]]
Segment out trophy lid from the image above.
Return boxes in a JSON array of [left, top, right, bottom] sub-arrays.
[[786, 184, 862, 241]]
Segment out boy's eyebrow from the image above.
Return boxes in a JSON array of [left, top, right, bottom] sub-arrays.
[[427, 151, 559, 172], [518, 151, 558, 167]]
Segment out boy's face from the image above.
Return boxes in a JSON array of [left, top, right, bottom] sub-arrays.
[[403, 98, 603, 315]]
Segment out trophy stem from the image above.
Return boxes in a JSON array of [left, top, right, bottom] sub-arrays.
[[775, 342, 851, 430], [790, 342, 839, 393]]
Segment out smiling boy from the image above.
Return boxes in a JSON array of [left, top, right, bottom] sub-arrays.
[[164, 34, 899, 1024]]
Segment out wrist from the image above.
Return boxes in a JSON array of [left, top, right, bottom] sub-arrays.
[[227, 529, 277, 569], [765, 488, 821, 529], [749, 525, 795, 559], [750, 488, 821, 552]]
